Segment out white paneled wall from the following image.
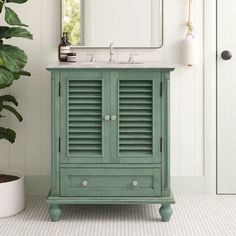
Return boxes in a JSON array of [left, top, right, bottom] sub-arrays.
[[0, 0, 203, 177]]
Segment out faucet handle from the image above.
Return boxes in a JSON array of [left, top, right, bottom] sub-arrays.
[[108, 43, 115, 63], [128, 53, 138, 63], [87, 53, 95, 63]]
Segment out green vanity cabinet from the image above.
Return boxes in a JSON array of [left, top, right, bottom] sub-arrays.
[[46, 65, 175, 222]]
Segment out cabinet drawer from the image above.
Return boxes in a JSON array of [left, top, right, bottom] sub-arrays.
[[60, 168, 161, 197]]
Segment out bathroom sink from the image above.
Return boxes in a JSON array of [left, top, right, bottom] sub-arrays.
[[79, 62, 143, 65], [94, 61, 145, 65]]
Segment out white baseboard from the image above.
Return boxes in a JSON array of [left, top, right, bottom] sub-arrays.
[[25, 175, 206, 194]]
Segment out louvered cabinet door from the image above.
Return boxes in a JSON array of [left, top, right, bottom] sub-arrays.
[[60, 71, 110, 163], [114, 71, 162, 164]]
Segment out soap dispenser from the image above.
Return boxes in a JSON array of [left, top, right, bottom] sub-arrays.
[[58, 32, 71, 62]]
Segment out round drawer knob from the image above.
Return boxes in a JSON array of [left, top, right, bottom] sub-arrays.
[[104, 115, 110, 121], [82, 180, 88, 186], [132, 180, 138, 187], [111, 115, 117, 121]]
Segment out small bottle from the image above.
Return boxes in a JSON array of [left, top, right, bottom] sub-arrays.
[[58, 32, 71, 62]]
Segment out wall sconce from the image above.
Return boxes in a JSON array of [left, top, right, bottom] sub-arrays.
[[182, 0, 199, 66]]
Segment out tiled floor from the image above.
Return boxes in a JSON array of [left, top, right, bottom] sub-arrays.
[[0, 194, 236, 236]]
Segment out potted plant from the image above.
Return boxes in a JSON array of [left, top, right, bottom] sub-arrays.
[[0, 0, 32, 218]]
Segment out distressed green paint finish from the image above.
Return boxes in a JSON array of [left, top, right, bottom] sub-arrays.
[[47, 190, 175, 205], [110, 71, 119, 163], [152, 72, 162, 164], [46, 67, 174, 222], [48, 204, 62, 222], [116, 70, 162, 165], [117, 71, 162, 164], [60, 71, 109, 164], [161, 72, 171, 197], [159, 204, 173, 222], [60, 167, 161, 197], [51, 71, 60, 196], [103, 71, 112, 163], [60, 163, 162, 168]]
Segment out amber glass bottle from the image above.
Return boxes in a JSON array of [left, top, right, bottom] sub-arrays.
[[58, 32, 71, 62]]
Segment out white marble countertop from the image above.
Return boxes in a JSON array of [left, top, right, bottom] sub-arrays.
[[47, 62, 175, 70]]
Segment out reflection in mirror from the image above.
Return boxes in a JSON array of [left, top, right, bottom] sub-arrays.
[[61, 0, 163, 48], [62, 0, 81, 45]]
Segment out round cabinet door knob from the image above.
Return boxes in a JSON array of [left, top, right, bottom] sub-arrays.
[[132, 180, 138, 187], [82, 180, 88, 186], [111, 115, 117, 121], [221, 50, 232, 60], [104, 115, 110, 121]]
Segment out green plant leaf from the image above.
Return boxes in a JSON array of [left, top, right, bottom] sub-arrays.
[[14, 69, 30, 80], [6, 0, 28, 3], [2, 104, 23, 121], [0, 26, 33, 40], [0, 0, 32, 144], [0, 67, 14, 89], [0, 127, 16, 143], [0, 0, 4, 13], [5, 6, 28, 27], [18, 70, 30, 76], [0, 44, 27, 72], [0, 95, 18, 107]]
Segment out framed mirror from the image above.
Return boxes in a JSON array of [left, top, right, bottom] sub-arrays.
[[61, 0, 163, 48]]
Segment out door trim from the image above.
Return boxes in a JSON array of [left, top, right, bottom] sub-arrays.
[[203, 0, 217, 194]]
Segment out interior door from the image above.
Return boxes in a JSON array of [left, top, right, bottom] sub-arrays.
[[111, 71, 162, 164], [217, 0, 236, 193], [60, 71, 111, 164]]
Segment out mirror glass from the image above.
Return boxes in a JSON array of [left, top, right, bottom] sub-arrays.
[[61, 0, 163, 48]]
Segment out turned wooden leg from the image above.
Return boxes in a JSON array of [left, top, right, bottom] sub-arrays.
[[159, 204, 173, 222], [49, 204, 62, 222]]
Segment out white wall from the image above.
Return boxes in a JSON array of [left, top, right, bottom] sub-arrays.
[[0, 0, 204, 191]]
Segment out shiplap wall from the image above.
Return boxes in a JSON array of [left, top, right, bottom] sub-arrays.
[[0, 0, 203, 177]]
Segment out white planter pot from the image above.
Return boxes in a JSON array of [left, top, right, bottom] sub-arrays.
[[0, 170, 25, 218]]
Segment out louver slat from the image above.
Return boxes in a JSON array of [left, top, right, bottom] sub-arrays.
[[68, 80, 102, 156], [119, 80, 153, 156]]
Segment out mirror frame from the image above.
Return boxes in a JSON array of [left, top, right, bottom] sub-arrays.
[[60, 0, 164, 49]]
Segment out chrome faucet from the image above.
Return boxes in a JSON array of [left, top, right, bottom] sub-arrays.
[[109, 42, 115, 63], [87, 53, 95, 63], [128, 53, 138, 63]]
